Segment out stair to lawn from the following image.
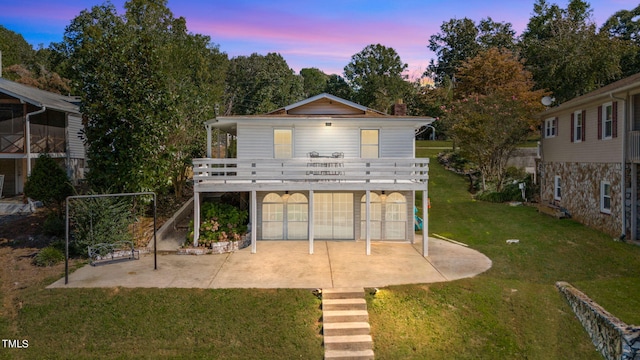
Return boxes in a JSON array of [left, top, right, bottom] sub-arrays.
[[322, 288, 374, 360]]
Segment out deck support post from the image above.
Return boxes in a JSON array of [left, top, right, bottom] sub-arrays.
[[366, 190, 371, 255], [422, 187, 428, 257], [308, 190, 314, 254], [251, 190, 257, 253], [193, 191, 201, 247]]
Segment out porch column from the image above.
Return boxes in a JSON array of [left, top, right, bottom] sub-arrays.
[[308, 190, 314, 254], [422, 188, 428, 257], [365, 190, 371, 255], [193, 191, 201, 247], [251, 190, 257, 253]]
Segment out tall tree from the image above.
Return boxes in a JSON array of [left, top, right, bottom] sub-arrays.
[[344, 44, 410, 112], [300, 67, 329, 97], [602, 4, 640, 77], [520, 0, 627, 103], [225, 53, 303, 115], [427, 17, 516, 85], [447, 48, 546, 190], [324, 74, 354, 100], [57, 0, 227, 195]]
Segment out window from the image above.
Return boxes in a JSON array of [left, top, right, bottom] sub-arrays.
[[602, 102, 613, 139], [573, 110, 583, 142], [545, 118, 557, 138], [554, 176, 561, 200], [385, 192, 407, 240], [360, 193, 382, 240], [274, 129, 292, 158], [361, 129, 379, 158], [601, 181, 611, 214]]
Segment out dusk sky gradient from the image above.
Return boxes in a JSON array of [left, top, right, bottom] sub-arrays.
[[1, 0, 638, 79]]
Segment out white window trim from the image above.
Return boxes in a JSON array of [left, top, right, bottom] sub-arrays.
[[360, 129, 379, 158], [273, 128, 293, 159], [573, 110, 583, 143], [554, 176, 561, 200], [545, 118, 556, 138], [600, 181, 612, 214], [602, 102, 613, 140]]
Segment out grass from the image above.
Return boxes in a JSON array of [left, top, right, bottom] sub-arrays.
[[3, 148, 640, 359], [365, 148, 640, 359]]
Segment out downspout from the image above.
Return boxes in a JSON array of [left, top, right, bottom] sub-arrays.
[[611, 93, 627, 239], [25, 105, 46, 177]]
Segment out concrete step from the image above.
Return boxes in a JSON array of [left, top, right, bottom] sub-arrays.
[[323, 322, 370, 336], [322, 288, 365, 300], [323, 298, 367, 311], [323, 310, 369, 323], [324, 349, 375, 360], [324, 334, 373, 351]]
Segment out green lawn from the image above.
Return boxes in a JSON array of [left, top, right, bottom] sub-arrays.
[[3, 148, 640, 359]]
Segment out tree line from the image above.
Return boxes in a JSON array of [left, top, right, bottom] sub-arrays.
[[1, 0, 639, 196]]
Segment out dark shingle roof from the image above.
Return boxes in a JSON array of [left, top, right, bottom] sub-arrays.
[[0, 78, 80, 114]]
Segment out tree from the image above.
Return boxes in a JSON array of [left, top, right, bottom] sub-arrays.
[[24, 154, 74, 214], [0, 25, 34, 74], [300, 68, 329, 97], [447, 48, 546, 190], [324, 74, 354, 100], [602, 4, 640, 77], [520, 0, 627, 103], [427, 18, 516, 85], [56, 0, 227, 196], [225, 53, 304, 115], [344, 44, 410, 112]]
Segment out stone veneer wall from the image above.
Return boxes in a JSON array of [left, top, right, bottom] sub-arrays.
[[556, 282, 640, 360], [541, 162, 622, 237]]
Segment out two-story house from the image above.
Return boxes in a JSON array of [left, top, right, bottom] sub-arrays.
[[0, 78, 85, 199], [539, 72, 640, 240], [192, 93, 434, 255]]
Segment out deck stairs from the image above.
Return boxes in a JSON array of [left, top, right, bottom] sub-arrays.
[[322, 288, 374, 360]]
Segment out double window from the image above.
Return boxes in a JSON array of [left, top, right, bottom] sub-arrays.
[[545, 118, 557, 138]]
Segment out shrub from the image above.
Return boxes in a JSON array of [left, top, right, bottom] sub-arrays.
[[32, 246, 65, 267], [69, 195, 133, 256], [43, 212, 65, 237], [187, 201, 248, 247], [24, 154, 74, 212]]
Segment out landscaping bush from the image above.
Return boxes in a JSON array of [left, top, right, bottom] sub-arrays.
[[69, 195, 134, 256], [43, 212, 65, 237], [24, 154, 74, 212], [187, 201, 248, 247], [32, 246, 65, 267]]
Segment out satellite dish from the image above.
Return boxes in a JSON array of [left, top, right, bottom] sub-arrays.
[[541, 96, 554, 106]]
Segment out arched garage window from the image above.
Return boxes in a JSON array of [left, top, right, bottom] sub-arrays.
[[286, 193, 308, 239], [262, 193, 283, 239], [262, 192, 308, 240]]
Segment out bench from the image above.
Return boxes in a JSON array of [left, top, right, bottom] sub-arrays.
[[537, 203, 569, 219], [88, 241, 140, 266]]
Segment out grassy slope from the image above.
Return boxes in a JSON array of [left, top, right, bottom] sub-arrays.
[[367, 148, 640, 359], [4, 147, 640, 359]]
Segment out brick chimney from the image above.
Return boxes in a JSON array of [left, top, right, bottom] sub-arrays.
[[391, 99, 407, 116]]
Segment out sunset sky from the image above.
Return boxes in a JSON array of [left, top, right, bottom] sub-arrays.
[[1, 0, 638, 79]]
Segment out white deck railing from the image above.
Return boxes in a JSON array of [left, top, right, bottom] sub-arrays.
[[629, 131, 640, 163], [192, 157, 429, 188]]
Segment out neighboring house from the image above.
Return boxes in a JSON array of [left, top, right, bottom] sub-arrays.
[[0, 78, 85, 198], [192, 93, 434, 255], [539, 72, 640, 240]]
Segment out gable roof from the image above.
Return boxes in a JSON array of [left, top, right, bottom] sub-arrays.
[[0, 78, 80, 114], [539, 72, 640, 118], [268, 93, 386, 116]]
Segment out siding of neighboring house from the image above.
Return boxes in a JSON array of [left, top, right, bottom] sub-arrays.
[[542, 105, 623, 163], [541, 161, 621, 236]]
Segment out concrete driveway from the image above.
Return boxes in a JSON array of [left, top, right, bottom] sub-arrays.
[[48, 237, 492, 289]]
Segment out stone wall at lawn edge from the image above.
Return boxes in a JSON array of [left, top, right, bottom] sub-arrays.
[[556, 281, 640, 360]]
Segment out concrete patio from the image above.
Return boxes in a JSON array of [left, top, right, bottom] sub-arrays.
[[48, 236, 492, 289]]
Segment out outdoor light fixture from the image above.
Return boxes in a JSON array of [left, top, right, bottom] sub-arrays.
[[325, 122, 332, 127], [380, 191, 387, 201], [282, 191, 290, 201]]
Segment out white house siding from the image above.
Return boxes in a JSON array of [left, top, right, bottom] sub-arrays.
[[542, 105, 623, 164], [237, 123, 416, 160], [541, 161, 621, 237], [66, 115, 86, 183]]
